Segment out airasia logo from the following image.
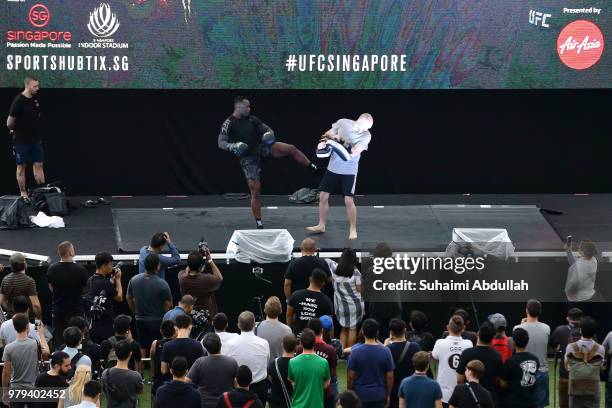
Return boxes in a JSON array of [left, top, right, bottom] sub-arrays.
[[557, 20, 604, 70], [28, 4, 50, 28]]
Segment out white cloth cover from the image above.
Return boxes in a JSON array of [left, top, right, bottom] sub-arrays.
[[29, 211, 65, 228], [445, 228, 516, 260], [227, 229, 294, 263]]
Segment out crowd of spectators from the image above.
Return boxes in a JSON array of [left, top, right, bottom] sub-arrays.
[[0, 235, 609, 408]]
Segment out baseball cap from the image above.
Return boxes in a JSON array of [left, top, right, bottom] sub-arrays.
[[9, 253, 25, 265], [320, 315, 333, 330], [488, 313, 507, 330]]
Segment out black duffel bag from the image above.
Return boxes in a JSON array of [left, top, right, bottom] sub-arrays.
[[31, 181, 69, 216]]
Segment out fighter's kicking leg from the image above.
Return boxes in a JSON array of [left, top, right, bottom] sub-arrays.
[[306, 191, 329, 234], [271, 142, 319, 172], [247, 178, 263, 229]]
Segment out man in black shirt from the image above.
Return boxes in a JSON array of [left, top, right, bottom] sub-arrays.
[[88, 252, 123, 344], [283, 238, 331, 299], [449, 360, 494, 408], [47, 241, 89, 350], [218, 96, 318, 229], [268, 334, 296, 408], [548, 307, 582, 408], [406, 310, 436, 352], [34, 351, 70, 408], [216, 365, 264, 408], [385, 318, 420, 408], [6, 76, 44, 199], [457, 322, 503, 406], [161, 314, 205, 375], [286, 269, 333, 335], [101, 314, 142, 372], [500, 328, 539, 408]]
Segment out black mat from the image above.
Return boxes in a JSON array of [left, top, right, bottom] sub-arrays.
[[112, 205, 563, 253]]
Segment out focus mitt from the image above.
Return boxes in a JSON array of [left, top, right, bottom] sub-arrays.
[[325, 139, 352, 161], [316, 141, 332, 158]]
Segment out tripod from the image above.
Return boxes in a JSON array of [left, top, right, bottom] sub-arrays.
[[251, 266, 271, 323]]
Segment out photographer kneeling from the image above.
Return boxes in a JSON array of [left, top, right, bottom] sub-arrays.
[[178, 247, 223, 322]]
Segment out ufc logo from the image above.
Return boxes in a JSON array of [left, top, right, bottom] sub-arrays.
[[529, 10, 551, 28]]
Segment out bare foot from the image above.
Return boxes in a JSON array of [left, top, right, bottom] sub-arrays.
[[306, 225, 326, 234], [348, 230, 358, 240]]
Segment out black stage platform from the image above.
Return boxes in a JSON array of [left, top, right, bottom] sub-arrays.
[[3, 194, 612, 260], [112, 205, 561, 253]]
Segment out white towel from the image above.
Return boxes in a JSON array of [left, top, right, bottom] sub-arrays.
[[29, 211, 65, 228]]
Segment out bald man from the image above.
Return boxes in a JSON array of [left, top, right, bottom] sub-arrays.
[[7, 76, 44, 199], [283, 238, 331, 299]]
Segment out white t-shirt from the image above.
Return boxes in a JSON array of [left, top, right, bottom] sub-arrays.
[[216, 331, 238, 355], [432, 335, 473, 402], [223, 331, 270, 383], [0, 319, 39, 346], [565, 253, 597, 302]]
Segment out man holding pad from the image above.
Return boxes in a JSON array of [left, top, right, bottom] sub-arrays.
[[308, 113, 373, 240]]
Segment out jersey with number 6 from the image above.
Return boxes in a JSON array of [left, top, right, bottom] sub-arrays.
[[432, 335, 473, 402]]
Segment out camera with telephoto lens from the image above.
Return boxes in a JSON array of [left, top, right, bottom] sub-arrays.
[[190, 309, 212, 341], [110, 261, 123, 279], [198, 238, 210, 257], [90, 290, 107, 321]]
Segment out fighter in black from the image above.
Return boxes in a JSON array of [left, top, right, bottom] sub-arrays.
[[218, 96, 318, 229]]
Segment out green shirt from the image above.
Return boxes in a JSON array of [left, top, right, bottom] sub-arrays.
[[287, 353, 330, 408]]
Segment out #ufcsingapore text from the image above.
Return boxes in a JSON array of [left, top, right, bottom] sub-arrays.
[[285, 54, 407, 72]]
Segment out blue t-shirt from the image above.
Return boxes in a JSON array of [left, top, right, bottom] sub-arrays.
[[398, 374, 442, 408], [348, 343, 394, 402], [127, 273, 172, 321], [163, 306, 186, 322], [138, 245, 180, 280]]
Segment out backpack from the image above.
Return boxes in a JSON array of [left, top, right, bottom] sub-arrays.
[[567, 342, 603, 397], [222, 391, 255, 408], [105, 336, 122, 368], [491, 335, 513, 363], [65, 352, 84, 380], [406, 331, 427, 350]]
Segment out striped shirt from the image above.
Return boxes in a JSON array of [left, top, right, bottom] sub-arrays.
[[0, 272, 37, 314], [325, 259, 364, 329]]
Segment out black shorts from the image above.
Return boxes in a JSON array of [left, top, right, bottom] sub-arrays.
[[135, 320, 161, 349], [240, 144, 273, 181], [319, 170, 356, 197], [15, 143, 43, 165]]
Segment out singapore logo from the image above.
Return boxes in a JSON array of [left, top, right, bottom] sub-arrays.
[[87, 3, 120, 38]]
